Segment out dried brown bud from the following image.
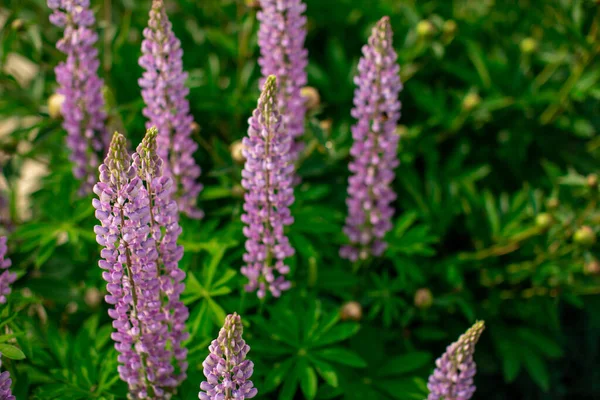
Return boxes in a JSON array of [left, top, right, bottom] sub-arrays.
[[574, 226, 596, 246], [584, 260, 600, 275], [230, 140, 246, 164], [48, 93, 65, 119], [301, 86, 320, 111], [462, 93, 481, 111], [586, 174, 598, 188], [191, 121, 201, 134], [340, 301, 362, 321], [414, 288, 433, 309]]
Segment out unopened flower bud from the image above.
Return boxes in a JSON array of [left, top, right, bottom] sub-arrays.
[[48, 93, 65, 119], [520, 37, 537, 54], [535, 213, 553, 229], [414, 288, 433, 309], [546, 198, 559, 210], [301, 86, 320, 112], [416, 20, 435, 37], [231, 140, 246, 164], [191, 121, 201, 134], [574, 226, 596, 246], [395, 125, 408, 137], [84, 287, 102, 308], [11, 19, 24, 31], [462, 93, 480, 111], [584, 260, 600, 275], [442, 20, 457, 36], [319, 119, 332, 134], [587, 173, 598, 188], [340, 301, 362, 321]]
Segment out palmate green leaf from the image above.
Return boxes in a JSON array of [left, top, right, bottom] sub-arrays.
[[522, 348, 550, 391], [0, 343, 25, 360], [263, 358, 296, 393], [375, 352, 432, 378], [375, 377, 429, 400], [515, 328, 564, 358], [309, 356, 339, 388], [502, 345, 522, 383], [298, 358, 318, 400], [278, 363, 299, 400], [308, 322, 360, 348], [315, 347, 367, 368]]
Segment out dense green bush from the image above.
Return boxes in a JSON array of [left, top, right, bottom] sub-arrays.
[[1, 0, 600, 399]]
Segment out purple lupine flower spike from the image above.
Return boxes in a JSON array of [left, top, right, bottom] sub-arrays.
[[0, 237, 16, 400], [139, 0, 203, 219], [93, 130, 188, 398], [257, 0, 308, 167], [340, 16, 403, 262], [133, 128, 190, 386], [199, 313, 257, 400], [0, 237, 16, 305], [427, 321, 485, 400], [48, 0, 107, 194], [240, 76, 294, 299]]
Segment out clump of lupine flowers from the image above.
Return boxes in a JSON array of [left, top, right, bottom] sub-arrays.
[[427, 321, 486, 400], [0, 237, 15, 305], [199, 313, 257, 400], [340, 16, 403, 262], [257, 0, 308, 164], [0, 236, 15, 400], [139, 0, 203, 218], [93, 128, 189, 399], [240, 75, 294, 298], [48, 0, 107, 194]]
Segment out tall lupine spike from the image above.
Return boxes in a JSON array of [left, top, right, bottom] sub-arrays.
[[0, 236, 16, 400], [0, 237, 16, 304], [93, 130, 187, 399], [139, 0, 203, 219], [199, 313, 257, 400], [427, 321, 485, 400], [48, 0, 108, 194], [240, 76, 294, 299], [340, 16, 403, 262], [257, 0, 308, 168], [132, 127, 190, 386]]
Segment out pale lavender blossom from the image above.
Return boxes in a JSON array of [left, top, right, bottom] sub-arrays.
[[0, 369, 15, 400], [199, 313, 257, 400], [257, 0, 308, 165], [240, 76, 294, 299], [93, 129, 188, 399], [427, 321, 485, 400], [48, 0, 107, 194], [0, 237, 16, 305], [139, 0, 203, 218], [341, 16, 403, 261]]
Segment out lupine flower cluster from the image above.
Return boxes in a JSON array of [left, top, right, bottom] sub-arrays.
[[199, 313, 257, 400], [427, 321, 486, 400], [48, 0, 107, 194], [257, 0, 308, 164], [340, 16, 403, 262], [139, 0, 203, 219], [0, 236, 15, 400], [0, 237, 15, 305], [93, 128, 189, 399], [240, 76, 295, 298]]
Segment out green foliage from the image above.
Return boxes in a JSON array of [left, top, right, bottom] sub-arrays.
[[1, 0, 600, 399]]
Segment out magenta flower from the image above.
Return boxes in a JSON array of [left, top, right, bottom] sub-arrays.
[[93, 129, 189, 398], [139, 0, 203, 219], [199, 313, 257, 400], [427, 321, 486, 400], [0, 237, 16, 305], [48, 0, 107, 194], [257, 0, 308, 166], [340, 16, 403, 262], [240, 76, 294, 299]]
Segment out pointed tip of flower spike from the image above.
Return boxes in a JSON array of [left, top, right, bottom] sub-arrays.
[[107, 132, 128, 164], [259, 75, 279, 121], [456, 320, 485, 360], [136, 126, 163, 179], [141, 126, 159, 152], [372, 16, 394, 52]]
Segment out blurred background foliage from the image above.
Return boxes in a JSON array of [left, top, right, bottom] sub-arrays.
[[1, 0, 600, 399]]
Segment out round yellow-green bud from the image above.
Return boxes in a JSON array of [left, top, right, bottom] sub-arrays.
[[574, 226, 596, 246], [230, 140, 246, 164], [546, 198, 559, 210], [48, 93, 65, 119], [11, 19, 24, 31], [319, 119, 332, 134], [340, 301, 362, 321], [520, 37, 537, 54], [232, 184, 245, 198], [416, 20, 435, 37], [414, 288, 433, 309], [535, 213, 553, 229], [395, 125, 408, 137], [587, 173, 598, 188], [462, 93, 481, 111], [442, 20, 457, 36], [245, 0, 259, 8], [301, 86, 320, 112]]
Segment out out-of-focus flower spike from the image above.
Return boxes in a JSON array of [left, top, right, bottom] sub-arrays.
[[341, 16, 403, 262]]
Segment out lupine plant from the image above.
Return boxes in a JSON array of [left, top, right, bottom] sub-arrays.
[[93, 128, 189, 398], [240, 75, 295, 298], [48, 0, 107, 194], [0, 237, 15, 400], [199, 313, 257, 400], [340, 16, 403, 262], [139, 0, 203, 219], [2, 0, 600, 399]]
